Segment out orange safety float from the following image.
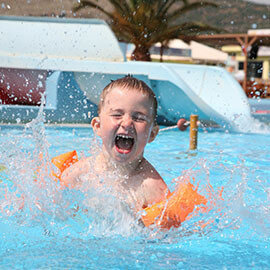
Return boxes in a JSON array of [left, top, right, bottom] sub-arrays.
[[141, 182, 207, 229], [51, 150, 209, 230], [51, 150, 78, 181]]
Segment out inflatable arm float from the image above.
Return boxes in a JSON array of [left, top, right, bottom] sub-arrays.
[[51, 151, 208, 230]]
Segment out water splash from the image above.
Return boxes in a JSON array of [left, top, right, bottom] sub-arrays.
[[0, 97, 60, 226], [158, 158, 270, 241], [1, 101, 269, 242], [230, 113, 270, 134], [0, 101, 143, 237]]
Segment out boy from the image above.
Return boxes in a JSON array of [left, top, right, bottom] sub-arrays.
[[61, 76, 169, 211]]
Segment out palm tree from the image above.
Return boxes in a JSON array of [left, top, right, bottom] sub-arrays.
[[73, 0, 220, 61]]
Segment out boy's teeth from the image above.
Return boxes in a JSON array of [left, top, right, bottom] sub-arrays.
[[115, 134, 134, 151], [118, 134, 132, 139]]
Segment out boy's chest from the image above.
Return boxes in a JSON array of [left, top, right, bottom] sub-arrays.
[[118, 176, 147, 210]]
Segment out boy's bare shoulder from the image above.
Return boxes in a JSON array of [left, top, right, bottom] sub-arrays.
[[140, 160, 168, 206], [141, 159, 165, 181]]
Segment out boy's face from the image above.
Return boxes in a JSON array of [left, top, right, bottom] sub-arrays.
[[91, 87, 159, 164]]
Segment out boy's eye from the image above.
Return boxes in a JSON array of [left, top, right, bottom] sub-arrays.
[[111, 114, 122, 118], [109, 109, 124, 119], [133, 114, 147, 122]]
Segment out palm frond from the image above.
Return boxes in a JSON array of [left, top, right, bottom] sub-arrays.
[[158, 0, 182, 18], [108, 0, 131, 15], [175, 21, 222, 35], [72, 0, 223, 61]]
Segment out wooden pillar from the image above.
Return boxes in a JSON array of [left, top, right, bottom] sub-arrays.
[[189, 115, 198, 150], [243, 36, 248, 94], [236, 35, 258, 95]]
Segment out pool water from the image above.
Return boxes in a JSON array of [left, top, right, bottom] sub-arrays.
[[0, 119, 269, 269]]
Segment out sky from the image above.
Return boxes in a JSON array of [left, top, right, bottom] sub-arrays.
[[244, 0, 270, 5]]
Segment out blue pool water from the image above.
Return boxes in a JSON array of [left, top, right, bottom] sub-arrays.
[[0, 118, 269, 269]]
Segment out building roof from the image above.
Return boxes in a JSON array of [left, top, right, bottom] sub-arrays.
[[190, 41, 228, 62], [179, 33, 270, 48], [145, 39, 227, 63], [155, 39, 190, 49]]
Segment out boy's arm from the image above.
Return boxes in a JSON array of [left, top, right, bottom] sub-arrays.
[[143, 177, 169, 206], [60, 158, 90, 188], [141, 162, 170, 207]]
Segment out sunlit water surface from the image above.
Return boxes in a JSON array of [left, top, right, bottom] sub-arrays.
[[0, 119, 269, 269]]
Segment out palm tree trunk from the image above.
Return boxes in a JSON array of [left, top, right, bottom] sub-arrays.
[[160, 44, 164, 62], [131, 46, 151, 61]]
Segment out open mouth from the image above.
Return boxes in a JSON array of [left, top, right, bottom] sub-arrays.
[[115, 134, 135, 154]]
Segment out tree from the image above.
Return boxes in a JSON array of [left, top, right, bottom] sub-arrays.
[[73, 0, 220, 61]]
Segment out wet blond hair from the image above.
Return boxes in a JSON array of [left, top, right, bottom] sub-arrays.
[[98, 75, 158, 123]]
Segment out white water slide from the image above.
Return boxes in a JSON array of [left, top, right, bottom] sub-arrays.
[[0, 16, 252, 131]]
